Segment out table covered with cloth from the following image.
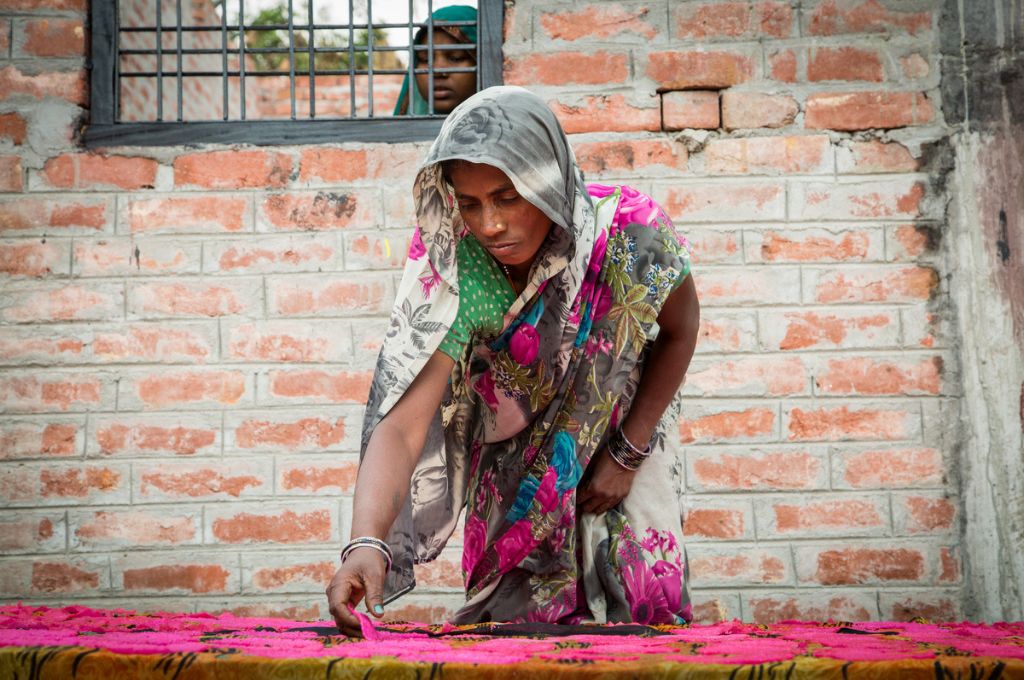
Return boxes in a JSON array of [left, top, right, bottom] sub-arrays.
[[1, 605, 1023, 679]]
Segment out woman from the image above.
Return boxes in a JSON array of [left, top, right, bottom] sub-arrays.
[[393, 5, 478, 116], [329, 86, 700, 635]]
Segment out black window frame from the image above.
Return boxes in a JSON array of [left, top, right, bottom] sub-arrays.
[[84, 0, 503, 147]]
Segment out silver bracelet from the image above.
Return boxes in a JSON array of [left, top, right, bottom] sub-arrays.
[[341, 536, 393, 573]]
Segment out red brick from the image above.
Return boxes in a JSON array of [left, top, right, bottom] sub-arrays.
[[206, 235, 337, 273], [505, 52, 628, 86], [768, 48, 798, 83], [298, 148, 368, 183], [0, 65, 87, 105], [705, 135, 831, 174], [127, 195, 249, 234], [765, 309, 898, 351], [1, 282, 123, 322], [268, 274, 389, 316], [94, 418, 219, 456], [137, 464, 269, 500], [747, 593, 875, 624], [673, 2, 793, 39], [221, 603, 322, 619], [684, 508, 746, 539], [660, 182, 786, 222], [806, 0, 932, 36], [0, 513, 65, 552], [882, 593, 960, 622], [0, 463, 128, 505], [836, 447, 944, 489], [0, 155, 23, 192], [210, 507, 334, 544], [4, 0, 84, 11], [0, 113, 28, 145], [381, 601, 458, 624], [689, 548, 790, 586], [0, 239, 68, 277], [680, 406, 775, 444], [787, 404, 919, 442], [803, 547, 925, 585], [661, 91, 720, 131], [0, 421, 80, 459], [20, 19, 85, 58], [0, 375, 105, 412], [0, 327, 88, 363], [43, 154, 158, 190], [538, 5, 659, 41], [122, 564, 232, 594], [748, 228, 879, 263], [72, 510, 198, 548], [93, 325, 215, 362], [689, 450, 825, 491], [686, 357, 808, 397], [549, 95, 661, 134], [900, 495, 956, 534], [414, 556, 464, 589], [887, 225, 934, 261], [815, 356, 942, 396], [74, 239, 200, 276], [573, 139, 687, 175], [809, 266, 938, 303], [127, 370, 248, 409], [695, 312, 757, 352], [0, 19, 8, 55], [225, 320, 351, 362], [174, 150, 291, 189], [839, 140, 919, 173], [939, 547, 960, 583], [263, 369, 373, 404], [900, 53, 930, 79], [128, 280, 259, 318], [31, 561, 104, 593], [797, 177, 928, 220], [721, 91, 797, 130], [0, 196, 109, 233], [690, 593, 741, 624], [647, 50, 755, 90], [344, 232, 410, 271], [808, 47, 884, 82], [278, 461, 359, 494], [248, 560, 335, 592], [693, 267, 801, 305], [805, 91, 933, 130], [258, 191, 376, 231], [686, 230, 743, 264], [227, 411, 347, 454], [768, 497, 886, 536]]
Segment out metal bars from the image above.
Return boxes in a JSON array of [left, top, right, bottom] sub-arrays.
[[86, 0, 503, 147]]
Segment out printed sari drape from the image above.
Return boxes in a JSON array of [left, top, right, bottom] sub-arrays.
[[361, 86, 693, 624]]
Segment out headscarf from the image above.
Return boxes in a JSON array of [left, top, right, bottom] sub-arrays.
[[392, 5, 478, 116], [367, 87, 692, 623]]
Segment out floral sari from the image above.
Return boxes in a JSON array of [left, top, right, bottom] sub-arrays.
[[361, 86, 692, 624]]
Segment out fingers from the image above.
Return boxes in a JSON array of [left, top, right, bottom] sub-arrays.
[[364, 582, 386, 619]]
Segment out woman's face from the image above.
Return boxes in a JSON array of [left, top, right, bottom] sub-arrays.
[[414, 30, 476, 114], [449, 162, 554, 270]]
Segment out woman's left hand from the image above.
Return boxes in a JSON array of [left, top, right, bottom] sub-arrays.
[[577, 447, 636, 515]]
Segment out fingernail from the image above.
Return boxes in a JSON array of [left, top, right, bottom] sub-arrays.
[[373, 604, 384, 615]]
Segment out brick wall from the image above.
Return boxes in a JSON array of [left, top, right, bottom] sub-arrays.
[[1, 0, 965, 623]]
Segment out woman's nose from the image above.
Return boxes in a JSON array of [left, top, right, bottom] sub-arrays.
[[479, 205, 505, 236]]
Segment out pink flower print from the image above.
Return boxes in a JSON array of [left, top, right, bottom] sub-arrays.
[[588, 230, 607, 276], [534, 466, 559, 513], [584, 333, 613, 358], [495, 519, 536, 571], [651, 560, 683, 613], [473, 370, 499, 412], [615, 185, 661, 228], [508, 323, 540, 365], [418, 260, 442, 298], [621, 560, 669, 625], [408, 227, 426, 260], [610, 400, 621, 430], [591, 283, 612, 321], [462, 514, 488, 579]]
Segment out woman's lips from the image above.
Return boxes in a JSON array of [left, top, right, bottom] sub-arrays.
[[433, 87, 455, 99], [487, 242, 518, 257]]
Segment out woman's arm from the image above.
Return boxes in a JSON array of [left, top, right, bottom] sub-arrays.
[[577, 274, 700, 515], [327, 350, 455, 634]]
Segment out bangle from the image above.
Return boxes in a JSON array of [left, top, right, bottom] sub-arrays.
[[606, 429, 652, 471], [341, 536, 393, 573]]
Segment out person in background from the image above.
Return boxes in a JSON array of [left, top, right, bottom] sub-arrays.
[[330, 86, 700, 635], [393, 5, 478, 116]]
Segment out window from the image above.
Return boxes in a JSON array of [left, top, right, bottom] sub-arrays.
[[85, 0, 503, 147]]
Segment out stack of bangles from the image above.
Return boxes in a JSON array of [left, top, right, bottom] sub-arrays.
[[340, 536, 393, 574], [607, 429, 652, 470]]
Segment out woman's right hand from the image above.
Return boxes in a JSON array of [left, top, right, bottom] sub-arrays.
[[326, 547, 388, 636]]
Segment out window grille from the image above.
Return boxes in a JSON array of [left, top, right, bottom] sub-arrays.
[[85, 0, 502, 147]]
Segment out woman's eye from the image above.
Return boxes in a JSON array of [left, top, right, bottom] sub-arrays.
[[448, 51, 470, 63], [458, 202, 479, 212], [499, 195, 519, 205]]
